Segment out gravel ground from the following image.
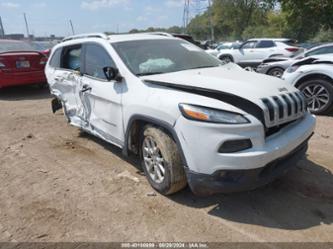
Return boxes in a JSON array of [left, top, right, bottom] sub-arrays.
[[0, 86, 332, 243]]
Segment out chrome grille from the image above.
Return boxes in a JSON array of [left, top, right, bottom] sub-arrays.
[[261, 92, 307, 128]]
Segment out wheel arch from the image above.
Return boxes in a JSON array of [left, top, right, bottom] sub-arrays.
[[218, 53, 234, 62], [123, 115, 188, 167], [295, 73, 333, 88]]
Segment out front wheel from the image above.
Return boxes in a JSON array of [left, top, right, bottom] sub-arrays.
[[141, 126, 187, 195], [299, 78, 333, 115], [267, 67, 284, 78]]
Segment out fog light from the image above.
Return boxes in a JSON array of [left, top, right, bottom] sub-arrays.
[[218, 139, 252, 153]]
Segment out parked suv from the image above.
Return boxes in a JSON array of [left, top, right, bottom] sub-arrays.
[[45, 33, 315, 196], [217, 38, 301, 68]]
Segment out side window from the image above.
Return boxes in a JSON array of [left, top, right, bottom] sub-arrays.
[[306, 48, 326, 57], [61, 45, 82, 71], [84, 44, 116, 80], [256, 40, 275, 48], [306, 46, 333, 57], [242, 41, 257, 49], [49, 48, 62, 68]]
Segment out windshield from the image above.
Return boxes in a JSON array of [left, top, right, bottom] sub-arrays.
[[112, 39, 222, 76], [0, 41, 35, 53]]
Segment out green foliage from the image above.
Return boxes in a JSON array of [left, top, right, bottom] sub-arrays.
[[311, 28, 333, 43], [186, 0, 333, 42]]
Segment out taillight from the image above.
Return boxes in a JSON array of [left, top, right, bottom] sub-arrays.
[[0, 62, 5, 68], [285, 47, 299, 53], [40, 56, 48, 65]]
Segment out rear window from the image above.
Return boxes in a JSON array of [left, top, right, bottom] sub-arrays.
[[61, 45, 82, 71], [49, 48, 62, 68], [0, 41, 35, 53]]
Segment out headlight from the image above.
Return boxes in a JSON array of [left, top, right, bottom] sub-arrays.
[[286, 65, 300, 73], [0, 62, 5, 68], [179, 104, 250, 124]]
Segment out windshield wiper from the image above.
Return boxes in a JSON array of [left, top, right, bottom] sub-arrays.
[[136, 72, 165, 76], [185, 65, 220, 71]]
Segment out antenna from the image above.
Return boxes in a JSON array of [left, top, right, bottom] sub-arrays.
[[0, 16, 5, 38], [23, 13, 30, 39], [69, 20, 75, 35]]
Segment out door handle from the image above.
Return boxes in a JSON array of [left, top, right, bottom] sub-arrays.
[[81, 84, 92, 93]]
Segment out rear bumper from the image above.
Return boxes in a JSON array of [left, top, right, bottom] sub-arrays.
[[186, 137, 309, 196], [0, 70, 46, 88]]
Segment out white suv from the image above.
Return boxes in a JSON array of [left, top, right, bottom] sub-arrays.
[[45, 33, 315, 196], [217, 38, 302, 68]]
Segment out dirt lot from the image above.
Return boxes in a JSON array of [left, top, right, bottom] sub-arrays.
[[0, 86, 332, 243]]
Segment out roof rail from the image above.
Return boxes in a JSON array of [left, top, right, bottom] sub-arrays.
[[143, 32, 173, 37], [62, 33, 108, 42]]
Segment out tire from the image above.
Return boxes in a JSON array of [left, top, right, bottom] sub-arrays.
[[267, 67, 285, 78], [298, 78, 333, 115], [141, 125, 187, 195], [219, 55, 233, 64]]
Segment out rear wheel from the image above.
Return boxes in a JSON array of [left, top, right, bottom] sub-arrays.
[[267, 67, 284, 78], [298, 78, 333, 115], [141, 126, 187, 195]]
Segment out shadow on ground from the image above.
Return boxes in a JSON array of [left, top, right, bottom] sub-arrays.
[[0, 85, 51, 101], [75, 129, 333, 231], [170, 158, 333, 231]]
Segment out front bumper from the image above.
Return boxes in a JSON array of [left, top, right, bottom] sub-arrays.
[[186, 137, 309, 196]]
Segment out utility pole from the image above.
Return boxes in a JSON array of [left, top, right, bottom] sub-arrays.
[[69, 20, 75, 35], [0, 16, 5, 38], [23, 13, 30, 39], [208, 0, 215, 41], [183, 0, 190, 34]]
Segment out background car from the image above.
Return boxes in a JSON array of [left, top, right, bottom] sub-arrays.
[[0, 39, 47, 89], [206, 42, 242, 57], [282, 54, 333, 114], [257, 43, 333, 78], [217, 38, 302, 68]]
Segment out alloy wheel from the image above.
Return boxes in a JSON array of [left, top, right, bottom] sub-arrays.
[[302, 83, 330, 112], [142, 136, 166, 184]]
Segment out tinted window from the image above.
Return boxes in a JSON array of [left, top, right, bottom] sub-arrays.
[[62, 45, 82, 71], [49, 48, 62, 68], [256, 40, 275, 48], [241, 41, 257, 49], [84, 44, 115, 80]]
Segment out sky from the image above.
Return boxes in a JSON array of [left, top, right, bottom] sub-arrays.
[[0, 0, 197, 37]]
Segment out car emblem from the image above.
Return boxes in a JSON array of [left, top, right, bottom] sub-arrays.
[[278, 87, 288, 92]]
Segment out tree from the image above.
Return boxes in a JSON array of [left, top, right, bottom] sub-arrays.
[[280, 0, 333, 41]]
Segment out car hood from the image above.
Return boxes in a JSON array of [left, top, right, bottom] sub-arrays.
[[262, 57, 292, 63], [141, 64, 297, 107]]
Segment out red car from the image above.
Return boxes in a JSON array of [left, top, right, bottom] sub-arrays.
[[0, 39, 47, 89]]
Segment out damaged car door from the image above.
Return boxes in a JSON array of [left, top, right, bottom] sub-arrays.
[[50, 45, 84, 124], [80, 43, 124, 146]]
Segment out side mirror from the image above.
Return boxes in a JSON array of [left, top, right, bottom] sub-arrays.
[[103, 67, 123, 82]]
